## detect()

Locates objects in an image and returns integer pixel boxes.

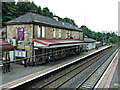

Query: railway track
[29,46,117,89]
[76,46,119,89]
[13,45,119,90]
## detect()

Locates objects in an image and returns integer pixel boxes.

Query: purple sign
[17,28,24,41]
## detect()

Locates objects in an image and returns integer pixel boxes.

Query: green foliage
[63,17,77,26]
[43,7,53,18]
[80,25,118,44]
[2,2,16,26]
[16,1,38,16]
[37,6,43,15]
[2,0,77,27]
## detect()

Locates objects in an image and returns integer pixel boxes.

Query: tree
[2,0,78,28]
[80,25,119,44]
[63,17,77,26]
[43,7,53,18]
[16,1,38,17]
[2,1,16,27]
[37,6,43,15]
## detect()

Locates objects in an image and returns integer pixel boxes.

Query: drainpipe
[6,26,7,40]
[33,23,35,65]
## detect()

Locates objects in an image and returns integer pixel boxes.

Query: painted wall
[88,42,96,50]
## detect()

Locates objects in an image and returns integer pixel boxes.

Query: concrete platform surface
[95,47,120,89]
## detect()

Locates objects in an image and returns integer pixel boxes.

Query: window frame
[59,29,61,38]
[42,26,45,38]
[53,28,56,38]
[37,25,41,38]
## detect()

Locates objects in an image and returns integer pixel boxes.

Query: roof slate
[84,38,96,42]
[5,13,83,32]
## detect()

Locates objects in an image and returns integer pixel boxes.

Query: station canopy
[33,39,87,49]
[84,38,96,43]
[0,40,14,52]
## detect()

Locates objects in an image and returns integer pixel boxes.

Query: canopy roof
[0,40,14,52]
[33,38,87,48]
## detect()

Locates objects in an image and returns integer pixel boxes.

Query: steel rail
[35,46,113,89]
[76,45,119,89]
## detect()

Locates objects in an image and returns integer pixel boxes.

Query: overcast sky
[16,0,119,34]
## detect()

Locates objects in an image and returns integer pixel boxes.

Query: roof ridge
[29,12,35,22]
[5,12,83,32]
[29,12,78,28]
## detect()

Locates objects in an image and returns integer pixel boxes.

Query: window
[42,26,45,38]
[67,30,70,38]
[53,28,56,38]
[59,29,61,38]
[79,32,83,40]
[37,25,41,37]
[69,31,70,37]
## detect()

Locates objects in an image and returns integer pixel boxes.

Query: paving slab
[96,48,120,89]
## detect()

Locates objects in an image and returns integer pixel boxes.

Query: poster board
[17,28,24,41]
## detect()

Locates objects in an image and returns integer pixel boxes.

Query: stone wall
[7,24,33,40]
[62,29,67,39]
[7,23,84,63]
[80,32,83,40]
[34,25,68,39]
[72,30,80,39]
[7,24,33,61]
[45,26,53,39]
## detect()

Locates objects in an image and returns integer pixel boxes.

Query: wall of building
[79,32,83,40]
[45,26,53,38]
[7,23,84,63]
[7,24,33,61]
[7,24,33,42]
[88,42,96,50]
[72,30,80,39]
[33,24,83,40]
[34,25,69,39]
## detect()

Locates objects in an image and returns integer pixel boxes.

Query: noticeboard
[15,49,26,57]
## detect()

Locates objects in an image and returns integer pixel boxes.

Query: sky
[15,0,119,34]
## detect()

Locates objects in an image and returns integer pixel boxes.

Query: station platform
[0,46,111,89]
[95,47,120,89]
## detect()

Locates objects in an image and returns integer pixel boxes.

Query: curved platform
[0,46,111,89]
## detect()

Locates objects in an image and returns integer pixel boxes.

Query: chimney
[53,16,59,21]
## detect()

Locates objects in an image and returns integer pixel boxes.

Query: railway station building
[84,38,96,50]
[5,12,87,64]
